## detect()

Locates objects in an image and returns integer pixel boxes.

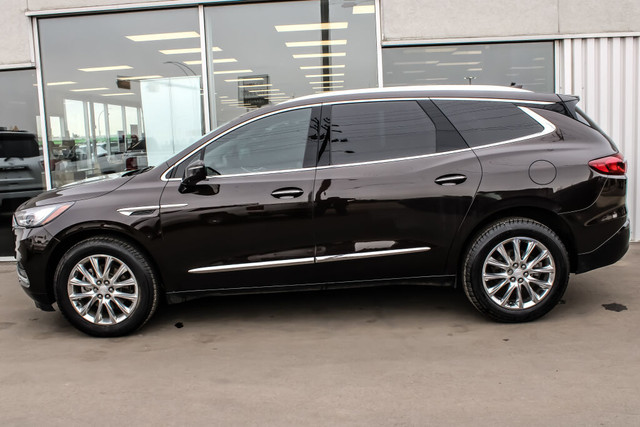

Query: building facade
[1,0,639,257]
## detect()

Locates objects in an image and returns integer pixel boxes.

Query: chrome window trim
[163,96,556,181]
[188,247,432,274]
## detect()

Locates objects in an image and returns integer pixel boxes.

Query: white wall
[382,0,640,41]
[556,36,640,240]
[0,0,32,66]
[382,0,559,41]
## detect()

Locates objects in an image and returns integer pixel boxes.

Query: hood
[21,172,134,209]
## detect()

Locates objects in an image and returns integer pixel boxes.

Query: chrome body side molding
[188,247,431,274]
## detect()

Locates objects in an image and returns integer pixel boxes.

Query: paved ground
[0,246,638,426]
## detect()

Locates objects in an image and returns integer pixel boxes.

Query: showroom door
[157,106,321,293]
[311,99,482,283]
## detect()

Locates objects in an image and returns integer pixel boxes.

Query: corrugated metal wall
[556,36,640,241]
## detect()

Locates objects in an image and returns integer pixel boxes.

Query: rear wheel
[54,237,159,337]
[462,218,569,322]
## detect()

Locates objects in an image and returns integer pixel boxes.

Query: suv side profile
[13,86,629,336]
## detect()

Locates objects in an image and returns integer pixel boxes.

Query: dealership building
[1,0,639,257]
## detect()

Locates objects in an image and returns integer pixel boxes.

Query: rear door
[311,99,482,283]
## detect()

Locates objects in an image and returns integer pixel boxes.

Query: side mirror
[179,160,207,193]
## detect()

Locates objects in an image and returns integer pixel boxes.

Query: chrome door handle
[435,174,467,186]
[271,187,304,199]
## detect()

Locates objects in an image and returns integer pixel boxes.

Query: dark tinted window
[329,101,436,165]
[202,108,311,175]
[434,100,544,147]
[0,133,39,158]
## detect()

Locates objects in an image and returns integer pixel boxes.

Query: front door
[158,106,320,293]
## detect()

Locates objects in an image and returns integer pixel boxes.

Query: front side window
[433,100,544,147]
[203,108,312,175]
[328,101,436,165]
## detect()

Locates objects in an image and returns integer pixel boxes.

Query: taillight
[588,153,627,176]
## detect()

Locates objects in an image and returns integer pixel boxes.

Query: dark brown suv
[13,86,629,336]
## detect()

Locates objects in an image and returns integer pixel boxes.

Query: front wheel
[462,218,570,322]
[54,237,159,337]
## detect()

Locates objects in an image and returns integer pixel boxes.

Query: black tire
[462,218,569,322]
[54,236,159,337]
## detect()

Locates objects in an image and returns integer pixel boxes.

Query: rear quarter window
[433,100,544,147]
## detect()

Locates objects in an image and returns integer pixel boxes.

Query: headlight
[14,202,74,228]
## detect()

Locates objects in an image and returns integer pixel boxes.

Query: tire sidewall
[54,239,157,337]
[466,220,569,321]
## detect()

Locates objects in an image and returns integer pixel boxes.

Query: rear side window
[433,100,544,147]
[0,133,39,158]
[328,101,436,165]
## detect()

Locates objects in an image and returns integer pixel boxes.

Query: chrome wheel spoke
[89,257,103,279]
[102,256,113,279]
[521,241,535,263]
[531,265,554,274]
[94,299,104,323]
[499,283,517,307]
[483,272,509,281]
[527,249,550,269]
[77,264,97,286]
[486,256,510,269]
[113,278,136,289]
[522,281,539,304]
[67,254,139,326]
[487,279,509,296]
[496,244,512,265]
[516,284,524,309]
[112,296,132,315]
[113,290,138,302]
[70,291,95,301]
[79,295,98,316]
[69,277,93,288]
[528,277,552,289]
[482,236,556,310]
[512,238,522,263]
[111,264,127,283]
[104,300,118,324]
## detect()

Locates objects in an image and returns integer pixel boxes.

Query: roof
[276,84,561,108]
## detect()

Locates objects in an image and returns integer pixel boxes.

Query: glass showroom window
[204,0,377,126]
[38,8,204,187]
[0,69,43,256]
[383,42,554,92]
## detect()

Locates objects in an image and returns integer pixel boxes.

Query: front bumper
[576,219,630,273]
[13,224,58,310]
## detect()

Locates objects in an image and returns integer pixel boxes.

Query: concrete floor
[0,246,638,426]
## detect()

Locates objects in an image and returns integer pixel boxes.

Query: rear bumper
[576,219,630,273]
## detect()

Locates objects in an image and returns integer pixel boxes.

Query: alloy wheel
[481,237,556,310]
[67,254,139,325]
